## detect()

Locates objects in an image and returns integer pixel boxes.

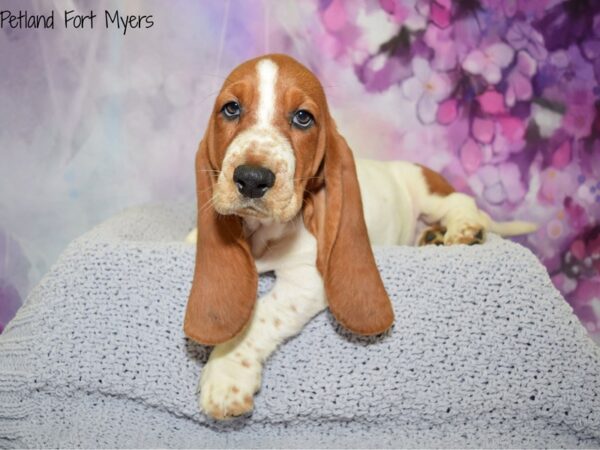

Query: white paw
[199,353,262,420]
[444,220,485,245]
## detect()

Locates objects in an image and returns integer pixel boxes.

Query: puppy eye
[292,110,314,129]
[221,101,241,120]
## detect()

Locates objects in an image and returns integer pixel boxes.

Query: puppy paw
[444,222,485,246]
[185,228,198,244]
[199,354,261,420]
[418,224,446,246]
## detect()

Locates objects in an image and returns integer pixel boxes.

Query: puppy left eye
[292,110,314,129]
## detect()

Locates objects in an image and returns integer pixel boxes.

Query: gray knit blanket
[1,203,599,448]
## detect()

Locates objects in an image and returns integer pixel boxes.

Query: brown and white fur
[183,54,536,420]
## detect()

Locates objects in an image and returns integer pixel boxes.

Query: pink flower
[319,32,344,59]
[379,0,428,30]
[322,0,348,32]
[460,138,482,173]
[477,90,506,114]
[424,24,458,71]
[471,116,525,160]
[357,53,412,93]
[562,88,595,139]
[498,162,527,203]
[436,98,458,124]
[497,116,525,143]
[315,1,362,64]
[505,51,537,107]
[552,140,572,169]
[401,58,452,124]
[452,14,484,61]
[506,21,548,61]
[491,117,526,161]
[462,43,515,84]
[430,1,451,29]
[476,162,526,204]
[472,117,495,144]
[477,165,504,204]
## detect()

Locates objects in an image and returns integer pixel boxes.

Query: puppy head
[184,55,394,346]
[207,54,327,222]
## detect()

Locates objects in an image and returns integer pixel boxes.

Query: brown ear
[183,138,258,345]
[304,124,394,336]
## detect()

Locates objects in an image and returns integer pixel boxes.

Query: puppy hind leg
[418,223,446,246]
[420,193,490,245]
[413,166,489,246]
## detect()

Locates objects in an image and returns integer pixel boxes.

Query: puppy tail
[484,212,538,237]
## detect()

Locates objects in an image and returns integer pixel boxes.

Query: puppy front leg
[199,263,326,419]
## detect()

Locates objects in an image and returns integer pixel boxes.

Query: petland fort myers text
[0,9,154,35]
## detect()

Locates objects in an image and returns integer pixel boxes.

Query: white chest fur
[243,217,291,259]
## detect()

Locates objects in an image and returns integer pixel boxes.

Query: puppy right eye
[221,101,241,120]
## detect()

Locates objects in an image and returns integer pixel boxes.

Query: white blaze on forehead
[256,59,278,127]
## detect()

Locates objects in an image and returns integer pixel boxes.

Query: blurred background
[1,0,599,341]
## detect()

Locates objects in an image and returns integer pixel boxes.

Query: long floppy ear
[304,123,394,336]
[183,138,258,345]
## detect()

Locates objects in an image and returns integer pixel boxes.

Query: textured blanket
[1,203,599,448]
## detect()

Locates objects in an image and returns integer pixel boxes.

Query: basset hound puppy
[184,54,536,419]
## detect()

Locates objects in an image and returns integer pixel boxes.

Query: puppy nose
[233,165,276,199]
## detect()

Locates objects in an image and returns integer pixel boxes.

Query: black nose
[233,165,276,199]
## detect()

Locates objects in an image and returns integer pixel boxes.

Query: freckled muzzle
[213,128,299,222]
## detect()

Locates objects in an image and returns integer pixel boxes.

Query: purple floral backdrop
[312,0,600,340]
[1,0,599,341]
